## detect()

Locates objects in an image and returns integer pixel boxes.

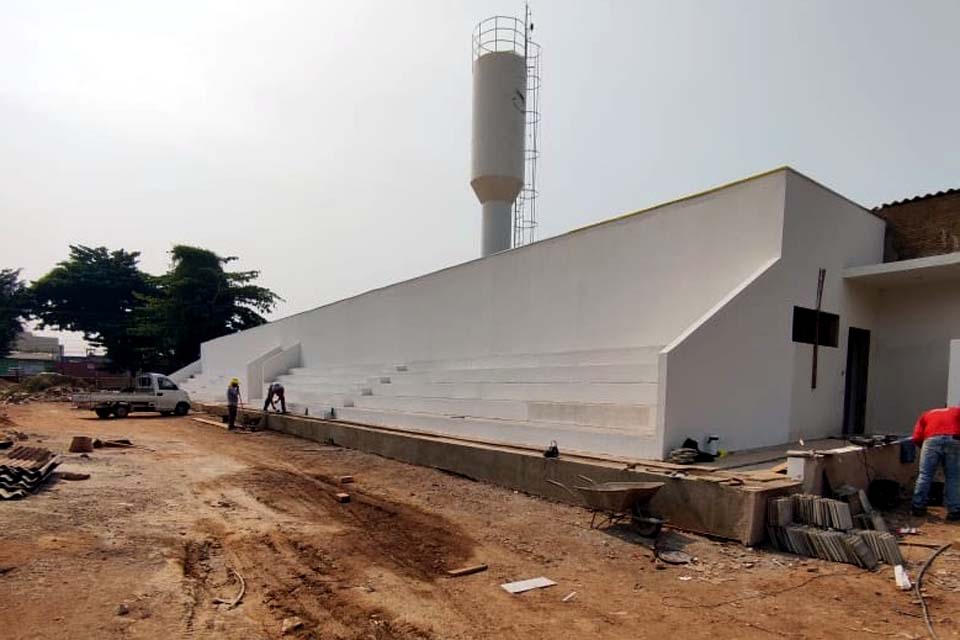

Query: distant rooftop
[874,187,960,211]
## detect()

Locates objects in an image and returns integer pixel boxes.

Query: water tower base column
[481,200,512,256]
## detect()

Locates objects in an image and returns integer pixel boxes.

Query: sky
[1,0,958,355]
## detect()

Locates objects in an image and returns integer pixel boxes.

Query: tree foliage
[0,268,28,358]
[31,246,156,372]
[133,245,280,371]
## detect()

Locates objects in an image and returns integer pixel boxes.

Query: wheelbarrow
[548,476,665,538]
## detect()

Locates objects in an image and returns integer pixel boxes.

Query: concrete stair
[179,372,230,403]
[187,346,664,458]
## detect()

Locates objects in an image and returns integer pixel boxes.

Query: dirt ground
[1,403,959,639]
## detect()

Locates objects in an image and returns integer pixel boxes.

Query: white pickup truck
[73,372,192,419]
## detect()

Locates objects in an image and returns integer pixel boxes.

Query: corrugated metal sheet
[875,187,960,211]
[0,446,59,499]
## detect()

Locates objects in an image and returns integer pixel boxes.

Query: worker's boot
[947,511,960,521]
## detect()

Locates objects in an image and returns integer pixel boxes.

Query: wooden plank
[446,564,488,578]
[191,417,225,428]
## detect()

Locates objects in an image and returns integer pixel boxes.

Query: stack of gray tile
[792,495,854,530]
[856,529,904,565]
[766,493,899,569]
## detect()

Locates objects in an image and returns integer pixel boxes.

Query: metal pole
[811,268,826,389]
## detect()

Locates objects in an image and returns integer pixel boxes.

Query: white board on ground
[501,577,557,594]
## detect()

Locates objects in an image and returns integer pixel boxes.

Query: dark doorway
[843,327,871,435]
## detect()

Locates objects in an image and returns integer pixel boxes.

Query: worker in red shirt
[911,406,960,520]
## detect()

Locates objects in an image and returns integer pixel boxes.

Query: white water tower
[471,13,539,257]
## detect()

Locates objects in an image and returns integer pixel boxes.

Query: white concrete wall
[245,346,282,401]
[949,339,960,407]
[201,170,789,395]
[660,170,886,454]
[866,282,960,431]
[780,172,887,442]
[262,343,302,388]
[169,358,202,384]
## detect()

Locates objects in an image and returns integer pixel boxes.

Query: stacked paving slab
[766,493,904,568]
[181,346,662,458]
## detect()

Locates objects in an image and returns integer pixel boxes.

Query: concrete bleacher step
[334,406,658,458]
[276,389,356,408]
[284,369,390,385]
[369,380,657,405]
[276,378,370,395]
[402,346,663,372]
[288,366,391,377]
[390,362,658,384]
[351,395,653,428]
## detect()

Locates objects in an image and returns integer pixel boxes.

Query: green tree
[134,245,280,371]
[0,269,29,357]
[31,246,156,372]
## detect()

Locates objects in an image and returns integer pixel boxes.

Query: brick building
[874,189,960,262]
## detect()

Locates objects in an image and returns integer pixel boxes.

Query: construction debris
[212,568,246,609]
[915,543,951,640]
[55,471,90,481]
[667,448,699,465]
[501,577,557,594]
[93,438,134,448]
[446,564,488,577]
[191,416,227,428]
[657,550,693,565]
[338,475,354,484]
[894,564,912,590]
[0,446,59,500]
[68,436,94,453]
[0,374,94,405]
[335,492,351,503]
[562,591,577,602]
[281,617,304,635]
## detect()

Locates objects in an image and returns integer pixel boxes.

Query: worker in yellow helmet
[226,377,241,430]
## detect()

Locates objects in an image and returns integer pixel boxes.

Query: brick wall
[875,190,960,262]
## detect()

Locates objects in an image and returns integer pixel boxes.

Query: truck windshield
[158,377,178,390]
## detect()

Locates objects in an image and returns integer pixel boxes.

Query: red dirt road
[1,403,958,639]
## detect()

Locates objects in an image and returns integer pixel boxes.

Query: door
[843,327,871,435]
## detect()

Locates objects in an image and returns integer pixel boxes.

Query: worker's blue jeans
[912,436,960,514]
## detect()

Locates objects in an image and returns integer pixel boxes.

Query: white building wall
[866,281,960,432]
[948,339,960,407]
[660,170,886,455]
[200,171,788,393]
[780,172,887,441]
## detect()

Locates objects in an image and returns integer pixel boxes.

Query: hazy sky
[2,1,958,354]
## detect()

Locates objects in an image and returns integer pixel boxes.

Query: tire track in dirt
[238,467,475,581]
[178,466,478,638]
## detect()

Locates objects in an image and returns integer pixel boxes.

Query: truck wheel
[95,408,112,419]
[114,405,130,419]
[174,402,190,416]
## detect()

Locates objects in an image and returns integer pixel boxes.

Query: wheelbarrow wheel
[631,518,662,538]
[631,504,663,538]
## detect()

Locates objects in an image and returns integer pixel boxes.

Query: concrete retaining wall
[200,403,798,545]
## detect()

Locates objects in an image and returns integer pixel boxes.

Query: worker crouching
[263,381,287,414]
